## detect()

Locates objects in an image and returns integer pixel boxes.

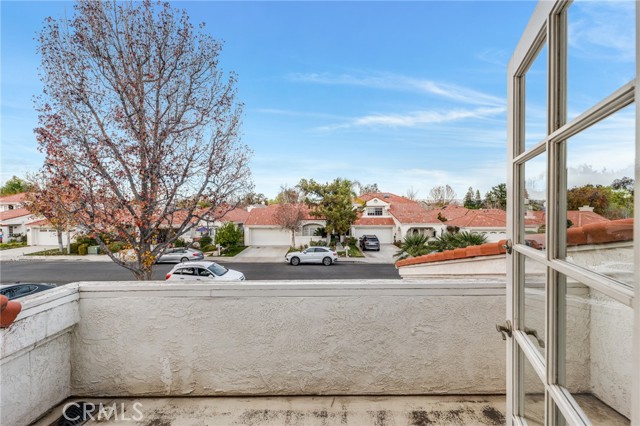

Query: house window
[367,207,383,216]
[302,224,321,236]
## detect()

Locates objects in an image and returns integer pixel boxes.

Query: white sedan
[165,261,245,282]
[285,246,338,266]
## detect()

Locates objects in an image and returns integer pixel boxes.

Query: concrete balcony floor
[31,394,629,426]
[35,396,507,426]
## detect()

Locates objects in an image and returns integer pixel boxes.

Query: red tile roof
[0,193,26,204]
[447,209,506,228]
[396,218,633,268]
[354,217,395,226]
[360,192,450,224]
[245,204,321,226]
[0,207,32,221]
[27,218,50,226]
[212,207,249,223]
[359,192,414,204]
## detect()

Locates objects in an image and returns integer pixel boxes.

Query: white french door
[506,1,638,425]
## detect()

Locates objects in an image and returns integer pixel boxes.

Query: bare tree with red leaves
[274,186,306,248]
[23,172,77,253]
[35,0,252,279]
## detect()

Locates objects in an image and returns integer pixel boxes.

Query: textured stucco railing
[1,280,509,426]
[0,285,80,426]
[71,280,508,397]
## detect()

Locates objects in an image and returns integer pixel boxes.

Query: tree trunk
[290,230,296,248]
[57,225,64,252]
[66,229,71,254]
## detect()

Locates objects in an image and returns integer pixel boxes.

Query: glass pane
[522,349,545,425]
[521,151,547,251]
[560,274,632,424]
[525,43,548,151]
[524,255,546,358]
[563,104,635,287]
[568,1,636,121]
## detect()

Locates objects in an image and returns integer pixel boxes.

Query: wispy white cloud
[568,1,634,62]
[253,108,345,120]
[476,48,509,67]
[314,106,505,131]
[288,72,505,107]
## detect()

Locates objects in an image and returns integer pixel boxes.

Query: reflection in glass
[560,274,632,425]
[522,350,545,425]
[564,104,635,287]
[521,152,547,251]
[524,255,545,358]
[525,44,548,151]
[568,0,636,121]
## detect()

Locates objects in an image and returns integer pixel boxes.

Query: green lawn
[218,245,248,257]
[0,242,27,251]
[25,249,69,256]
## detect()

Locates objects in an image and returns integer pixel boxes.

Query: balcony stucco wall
[70,281,507,397]
[588,289,634,418]
[0,286,79,426]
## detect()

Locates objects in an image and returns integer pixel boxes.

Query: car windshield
[207,263,228,276]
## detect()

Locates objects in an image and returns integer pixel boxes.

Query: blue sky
[1,1,635,200]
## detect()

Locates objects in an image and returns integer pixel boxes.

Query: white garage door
[250,228,291,246]
[36,228,60,245]
[352,227,394,244]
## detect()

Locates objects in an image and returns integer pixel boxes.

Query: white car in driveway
[285,246,338,266]
[165,261,245,282]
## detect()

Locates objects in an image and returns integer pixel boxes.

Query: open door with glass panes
[505,1,639,425]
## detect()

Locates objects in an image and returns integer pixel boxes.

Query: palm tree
[427,231,488,252]
[395,233,430,259]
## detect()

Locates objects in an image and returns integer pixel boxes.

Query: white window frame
[367,207,383,216]
[507,1,639,425]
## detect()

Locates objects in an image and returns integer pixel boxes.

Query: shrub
[20,234,27,243]
[199,235,213,247]
[214,222,243,247]
[427,231,488,252]
[76,234,98,246]
[78,244,88,255]
[108,241,126,253]
[343,237,357,246]
[309,240,327,246]
[201,244,216,252]
[70,243,79,254]
[313,227,327,238]
[174,238,187,247]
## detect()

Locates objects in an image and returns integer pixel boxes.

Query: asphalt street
[0,261,400,285]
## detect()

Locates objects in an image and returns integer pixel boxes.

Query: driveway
[221,246,289,263]
[360,244,398,264]
[0,245,57,262]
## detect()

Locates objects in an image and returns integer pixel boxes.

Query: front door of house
[506,1,638,425]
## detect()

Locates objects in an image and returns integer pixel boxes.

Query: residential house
[354,193,448,243]
[0,193,34,243]
[244,203,325,246]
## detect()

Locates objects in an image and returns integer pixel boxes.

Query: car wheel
[180,257,189,263]
[290,257,300,266]
[322,257,332,266]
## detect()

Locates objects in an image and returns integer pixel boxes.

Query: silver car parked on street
[156,247,204,263]
[285,246,338,266]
